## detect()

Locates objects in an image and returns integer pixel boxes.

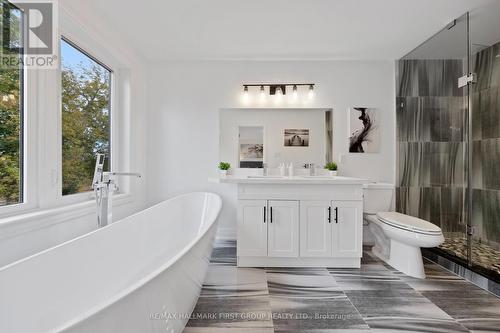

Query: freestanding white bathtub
[0,192,222,333]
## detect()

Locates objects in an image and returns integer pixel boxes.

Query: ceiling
[84,0,497,61]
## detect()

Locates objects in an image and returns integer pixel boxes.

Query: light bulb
[308,84,314,99]
[260,85,266,100]
[275,86,283,102]
[243,85,249,104]
[292,85,298,100]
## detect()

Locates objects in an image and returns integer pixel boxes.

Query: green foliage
[219,162,231,170]
[0,3,111,203]
[62,63,111,195]
[0,2,22,206]
[325,162,338,171]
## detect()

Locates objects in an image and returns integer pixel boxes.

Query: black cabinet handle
[335,207,338,223]
[270,207,273,223]
[328,207,331,223]
[263,206,266,223]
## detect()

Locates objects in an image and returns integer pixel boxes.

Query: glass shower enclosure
[396,5,500,282]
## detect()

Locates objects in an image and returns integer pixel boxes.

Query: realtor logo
[1,0,58,69]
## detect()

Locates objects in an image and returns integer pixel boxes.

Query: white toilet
[363,183,444,279]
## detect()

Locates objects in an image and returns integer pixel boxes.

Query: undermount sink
[247,175,285,179]
[300,175,334,178]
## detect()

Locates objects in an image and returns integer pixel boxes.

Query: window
[0,1,23,206]
[61,38,111,195]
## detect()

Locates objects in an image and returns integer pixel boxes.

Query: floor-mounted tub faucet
[92,154,141,228]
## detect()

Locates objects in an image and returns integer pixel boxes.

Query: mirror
[239,126,264,168]
[220,108,333,169]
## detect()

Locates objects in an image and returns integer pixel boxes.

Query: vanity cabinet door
[237,200,268,256]
[331,201,363,257]
[268,200,299,257]
[299,201,332,257]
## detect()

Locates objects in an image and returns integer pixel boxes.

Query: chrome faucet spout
[106,172,142,178]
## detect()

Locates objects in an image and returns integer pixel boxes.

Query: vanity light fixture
[242,83,315,98]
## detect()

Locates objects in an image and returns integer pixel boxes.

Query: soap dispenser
[279,163,286,176]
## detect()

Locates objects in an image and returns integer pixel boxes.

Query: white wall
[0,2,148,267]
[220,108,327,168]
[146,60,396,238]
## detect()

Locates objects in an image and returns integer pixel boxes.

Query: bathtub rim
[1,192,222,333]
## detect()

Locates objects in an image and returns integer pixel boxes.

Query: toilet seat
[376,212,442,235]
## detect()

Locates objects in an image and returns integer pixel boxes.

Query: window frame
[59,36,113,199]
[0,5,132,218]
[0,2,38,215]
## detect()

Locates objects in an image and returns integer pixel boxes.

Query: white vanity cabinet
[267,200,300,257]
[300,201,332,257]
[237,200,268,256]
[331,200,363,257]
[233,181,365,268]
[237,199,300,257]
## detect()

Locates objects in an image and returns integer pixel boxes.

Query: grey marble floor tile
[347,294,453,319]
[210,240,237,265]
[269,296,369,331]
[201,265,268,297]
[364,317,469,333]
[186,242,498,332]
[186,295,273,328]
[267,268,343,298]
[457,317,500,333]
[267,268,368,331]
[328,267,412,292]
[422,290,500,320]
[184,328,274,333]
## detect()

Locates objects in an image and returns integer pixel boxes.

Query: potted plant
[218,162,231,177]
[325,162,338,177]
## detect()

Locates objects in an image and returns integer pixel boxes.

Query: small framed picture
[284,129,309,147]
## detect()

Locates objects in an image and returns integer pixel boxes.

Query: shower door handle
[270,207,273,223]
[263,206,266,223]
[335,207,338,223]
[328,207,331,223]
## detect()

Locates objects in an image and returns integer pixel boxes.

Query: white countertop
[209,175,369,185]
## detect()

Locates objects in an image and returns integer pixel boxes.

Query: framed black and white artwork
[349,107,380,153]
[284,129,309,147]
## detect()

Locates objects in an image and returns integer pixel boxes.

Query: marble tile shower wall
[471,41,500,247]
[396,59,467,234]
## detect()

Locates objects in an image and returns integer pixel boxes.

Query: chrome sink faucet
[303,163,316,176]
[262,163,268,176]
[92,154,141,228]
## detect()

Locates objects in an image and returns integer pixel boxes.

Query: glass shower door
[469,6,500,277]
[396,13,470,262]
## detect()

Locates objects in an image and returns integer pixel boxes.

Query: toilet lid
[376,212,442,234]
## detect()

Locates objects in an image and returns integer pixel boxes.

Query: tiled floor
[184,241,500,333]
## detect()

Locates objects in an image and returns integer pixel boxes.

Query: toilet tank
[363,183,395,214]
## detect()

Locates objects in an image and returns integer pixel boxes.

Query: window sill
[0,193,134,241]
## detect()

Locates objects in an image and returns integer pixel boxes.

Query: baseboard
[237,256,361,268]
[216,227,236,240]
